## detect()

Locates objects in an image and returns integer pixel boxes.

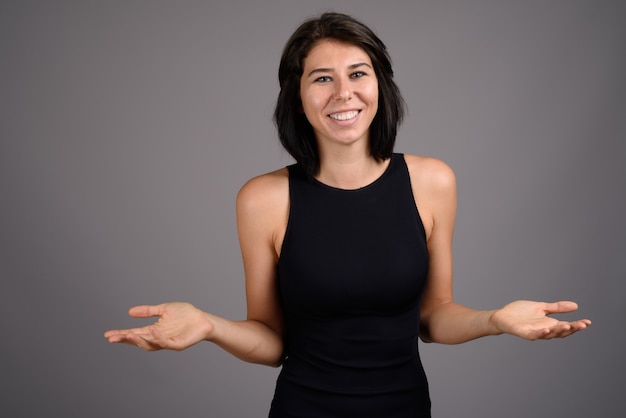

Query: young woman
[105,12,590,417]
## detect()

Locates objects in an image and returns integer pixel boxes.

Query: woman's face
[299,39,379,150]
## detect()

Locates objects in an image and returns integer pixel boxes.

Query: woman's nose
[333,78,352,101]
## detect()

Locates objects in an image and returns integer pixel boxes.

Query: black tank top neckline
[309,156,394,192]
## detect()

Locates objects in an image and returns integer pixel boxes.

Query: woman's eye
[351,71,365,78]
[315,76,332,83]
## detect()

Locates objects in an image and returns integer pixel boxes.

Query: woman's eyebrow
[307,62,372,78]
[307,67,333,78]
[348,62,372,70]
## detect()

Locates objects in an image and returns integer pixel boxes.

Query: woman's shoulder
[237,167,289,214]
[402,153,456,192]
[401,154,457,238]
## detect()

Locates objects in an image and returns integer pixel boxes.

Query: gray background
[1,1,624,417]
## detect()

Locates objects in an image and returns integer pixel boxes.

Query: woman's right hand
[104,302,214,351]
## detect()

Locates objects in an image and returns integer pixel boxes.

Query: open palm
[491,300,591,340]
[104,302,213,351]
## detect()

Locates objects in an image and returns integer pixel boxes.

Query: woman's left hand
[490,300,591,340]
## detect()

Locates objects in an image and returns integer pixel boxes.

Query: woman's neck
[315,148,390,190]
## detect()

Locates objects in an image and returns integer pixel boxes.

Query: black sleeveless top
[270,153,431,417]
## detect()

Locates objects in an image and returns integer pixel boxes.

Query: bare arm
[104,302,283,366]
[232,169,289,364]
[104,169,289,367]
[405,155,590,344]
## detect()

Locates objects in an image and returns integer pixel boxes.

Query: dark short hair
[274,12,406,176]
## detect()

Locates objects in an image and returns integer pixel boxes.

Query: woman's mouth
[328,110,360,121]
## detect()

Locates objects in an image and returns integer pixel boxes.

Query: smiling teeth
[329,111,359,121]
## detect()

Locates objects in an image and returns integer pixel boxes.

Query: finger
[104,325,155,338]
[104,329,145,338]
[105,330,146,343]
[119,329,166,350]
[552,327,578,339]
[125,331,161,351]
[104,329,139,339]
[554,322,573,334]
[544,301,579,315]
[524,327,550,340]
[104,329,122,338]
[570,319,591,330]
[541,320,589,339]
[107,333,137,344]
[128,304,165,318]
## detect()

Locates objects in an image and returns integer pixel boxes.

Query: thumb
[128,304,165,318]
[544,301,579,315]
